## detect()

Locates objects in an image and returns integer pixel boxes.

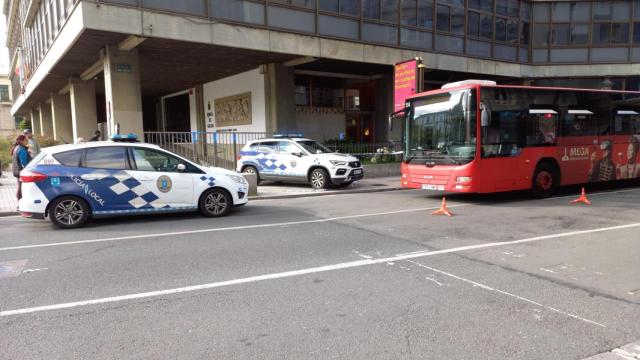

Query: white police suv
[236,136,364,189]
[18,135,249,229]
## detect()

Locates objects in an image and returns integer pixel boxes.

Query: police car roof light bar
[111,133,139,142]
[272,132,304,138]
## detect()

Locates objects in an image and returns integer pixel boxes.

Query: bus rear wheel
[531,163,559,198]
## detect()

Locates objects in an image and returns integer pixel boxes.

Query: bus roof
[406,83,640,101]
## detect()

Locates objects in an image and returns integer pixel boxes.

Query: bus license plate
[422,184,444,191]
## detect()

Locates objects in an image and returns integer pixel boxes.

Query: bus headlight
[456,176,472,183]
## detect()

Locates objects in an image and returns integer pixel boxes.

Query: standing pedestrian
[23,129,40,158]
[89,130,101,142]
[11,134,32,204]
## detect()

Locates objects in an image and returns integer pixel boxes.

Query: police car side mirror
[177,163,186,172]
[292,151,303,157]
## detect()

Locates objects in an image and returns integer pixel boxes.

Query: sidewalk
[0,173,18,215]
[252,176,403,200]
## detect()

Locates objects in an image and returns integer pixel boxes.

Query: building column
[103,46,143,136]
[70,78,98,142]
[51,93,73,143]
[30,108,41,134]
[264,63,296,133]
[38,102,53,137]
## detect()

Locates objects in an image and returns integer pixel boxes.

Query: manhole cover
[0,260,28,279]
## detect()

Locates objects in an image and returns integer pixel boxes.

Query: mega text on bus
[397,80,640,196]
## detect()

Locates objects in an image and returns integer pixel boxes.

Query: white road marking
[22,268,48,273]
[407,260,605,328]
[2,221,638,317]
[0,205,470,252]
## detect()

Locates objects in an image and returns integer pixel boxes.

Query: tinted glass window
[533,24,549,46]
[496,18,507,41]
[85,147,128,169]
[552,24,570,46]
[133,148,182,172]
[634,23,640,44]
[401,0,417,26]
[469,0,492,12]
[436,5,449,32]
[257,142,278,154]
[278,141,303,154]
[417,0,433,28]
[593,23,611,44]
[571,24,589,45]
[53,150,82,167]
[615,111,640,135]
[612,23,630,43]
[319,0,338,12]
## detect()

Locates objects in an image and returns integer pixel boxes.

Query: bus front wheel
[531,163,559,198]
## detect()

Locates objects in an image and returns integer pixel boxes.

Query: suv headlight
[330,160,347,166]
[226,174,247,184]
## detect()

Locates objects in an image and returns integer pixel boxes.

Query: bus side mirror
[481,102,491,127]
[388,114,393,132]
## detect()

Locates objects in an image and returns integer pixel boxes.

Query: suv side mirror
[177,163,186,172]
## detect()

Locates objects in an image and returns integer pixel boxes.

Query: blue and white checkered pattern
[254,153,287,171]
[200,175,216,187]
[91,170,165,209]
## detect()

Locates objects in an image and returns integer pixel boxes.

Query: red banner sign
[394,59,418,112]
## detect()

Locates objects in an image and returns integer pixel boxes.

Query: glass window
[401,0,417,26]
[571,2,590,22]
[496,17,507,41]
[363,0,380,19]
[592,23,611,44]
[571,24,589,45]
[552,3,570,22]
[520,21,529,45]
[468,0,492,12]
[53,150,82,167]
[141,0,206,16]
[257,142,278,154]
[381,0,398,22]
[533,23,549,46]
[496,0,518,18]
[85,147,128,170]
[272,0,315,8]
[468,11,479,37]
[634,22,640,44]
[481,13,494,40]
[636,0,640,20]
[552,24,570,46]
[0,85,9,101]
[132,148,183,172]
[612,1,630,20]
[278,141,303,154]
[341,0,360,15]
[210,0,264,25]
[612,23,630,43]
[451,6,464,34]
[436,4,449,32]
[319,0,339,12]
[296,140,334,154]
[520,2,530,20]
[532,3,549,22]
[614,111,640,135]
[594,2,612,20]
[506,19,518,43]
[417,0,433,28]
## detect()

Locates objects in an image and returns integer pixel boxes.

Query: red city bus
[396,80,640,197]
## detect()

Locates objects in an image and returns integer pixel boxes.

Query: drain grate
[0,260,28,279]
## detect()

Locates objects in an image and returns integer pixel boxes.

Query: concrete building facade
[3,0,640,144]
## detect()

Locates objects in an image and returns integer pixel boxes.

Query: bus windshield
[407,89,477,165]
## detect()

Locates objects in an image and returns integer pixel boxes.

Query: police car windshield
[296,140,333,154]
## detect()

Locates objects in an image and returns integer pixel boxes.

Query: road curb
[249,186,406,201]
[583,340,640,359]
[0,211,18,217]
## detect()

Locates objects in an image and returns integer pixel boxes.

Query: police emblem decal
[156,175,172,193]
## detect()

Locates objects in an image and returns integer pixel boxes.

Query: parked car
[18,134,249,228]
[237,136,364,189]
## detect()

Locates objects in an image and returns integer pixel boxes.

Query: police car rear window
[53,150,82,167]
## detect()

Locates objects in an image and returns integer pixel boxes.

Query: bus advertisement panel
[399,82,640,196]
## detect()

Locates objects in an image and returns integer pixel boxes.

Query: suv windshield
[407,89,477,165]
[296,140,334,154]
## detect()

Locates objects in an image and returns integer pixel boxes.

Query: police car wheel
[48,196,89,229]
[242,166,260,184]
[310,168,330,189]
[199,188,232,217]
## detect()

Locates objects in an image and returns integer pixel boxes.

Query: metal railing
[144,131,270,170]
[143,131,404,169]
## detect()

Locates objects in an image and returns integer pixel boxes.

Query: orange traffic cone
[570,187,591,205]
[432,197,453,216]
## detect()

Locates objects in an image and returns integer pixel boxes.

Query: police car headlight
[330,160,347,166]
[226,174,247,184]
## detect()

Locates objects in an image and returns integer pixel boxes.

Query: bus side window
[614,110,640,135]
[525,112,557,147]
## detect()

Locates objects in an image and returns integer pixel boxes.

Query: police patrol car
[237,136,364,189]
[18,134,249,229]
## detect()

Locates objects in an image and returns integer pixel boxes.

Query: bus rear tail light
[456,176,472,183]
[20,171,48,183]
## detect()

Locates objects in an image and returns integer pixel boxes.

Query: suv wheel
[310,168,330,189]
[48,196,89,229]
[199,188,232,217]
[242,166,260,185]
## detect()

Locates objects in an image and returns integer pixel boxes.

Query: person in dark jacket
[89,130,101,142]
[11,134,32,202]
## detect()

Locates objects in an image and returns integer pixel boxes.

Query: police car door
[255,141,278,180]
[276,141,307,180]
[128,147,195,209]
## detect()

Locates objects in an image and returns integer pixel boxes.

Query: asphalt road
[1,184,639,360]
